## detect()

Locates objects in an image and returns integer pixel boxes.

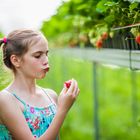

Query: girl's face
[19,38,49,79]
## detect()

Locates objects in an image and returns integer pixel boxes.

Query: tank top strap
[41,88,56,106]
[3,89,26,106]
[11,93,26,106]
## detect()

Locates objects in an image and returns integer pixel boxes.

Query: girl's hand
[57,79,80,114]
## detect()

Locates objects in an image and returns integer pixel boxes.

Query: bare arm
[0,79,79,140]
[0,92,34,140]
[39,79,80,140]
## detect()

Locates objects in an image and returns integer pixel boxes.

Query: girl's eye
[34,55,41,58]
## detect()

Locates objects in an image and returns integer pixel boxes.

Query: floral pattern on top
[0,91,58,140]
[24,103,57,138]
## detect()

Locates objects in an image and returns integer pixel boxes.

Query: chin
[35,72,46,79]
[37,75,46,79]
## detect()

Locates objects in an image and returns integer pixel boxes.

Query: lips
[41,65,50,72]
[44,67,50,72]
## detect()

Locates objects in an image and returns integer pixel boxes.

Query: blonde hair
[0,29,44,71]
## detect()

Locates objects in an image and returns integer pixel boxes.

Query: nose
[43,55,48,66]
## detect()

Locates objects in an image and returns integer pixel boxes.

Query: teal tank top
[0,89,58,140]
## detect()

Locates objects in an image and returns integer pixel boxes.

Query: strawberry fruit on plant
[102,32,108,40]
[96,39,103,49]
[135,35,140,45]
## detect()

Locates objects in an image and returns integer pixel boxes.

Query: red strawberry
[64,80,72,88]
[96,39,103,48]
[102,32,108,40]
[135,35,140,44]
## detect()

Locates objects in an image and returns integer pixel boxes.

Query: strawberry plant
[41,0,140,49]
[96,39,103,49]
[135,35,140,44]
[101,32,108,40]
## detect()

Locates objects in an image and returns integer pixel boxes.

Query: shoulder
[41,87,58,104]
[0,90,13,109]
[0,90,19,112]
[0,90,20,119]
[0,91,34,139]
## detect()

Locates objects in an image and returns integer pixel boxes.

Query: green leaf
[104,15,115,24]
[96,0,109,13]
[104,1,118,7]
[77,3,87,10]
[129,2,139,11]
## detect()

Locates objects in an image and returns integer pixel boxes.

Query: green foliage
[1,53,140,139]
[37,54,140,140]
[41,0,140,48]
[0,32,4,38]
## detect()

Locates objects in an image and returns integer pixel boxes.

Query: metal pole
[93,62,99,140]
[131,71,137,125]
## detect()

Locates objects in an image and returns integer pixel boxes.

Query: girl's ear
[10,55,21,68]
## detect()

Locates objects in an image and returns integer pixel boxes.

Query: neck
[8,73,37,95]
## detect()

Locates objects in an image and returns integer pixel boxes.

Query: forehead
[28,37,48,53]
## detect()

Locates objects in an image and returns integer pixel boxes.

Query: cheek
[31,60,41,69]
[30,61,43,77]
[31,61,38,66]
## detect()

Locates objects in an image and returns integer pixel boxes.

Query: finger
[76,88,80,96]
[73,85,79,97]
[78,88,80,94]
[69,79,79,96]
[71,79,78,94]
[73,79,78,93]
[60,86,67,95]
[67,78,75,93]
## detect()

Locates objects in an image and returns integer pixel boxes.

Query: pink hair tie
[3,37,7,44]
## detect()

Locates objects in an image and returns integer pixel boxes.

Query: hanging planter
[106,31,140,50]
[99,23,140,50]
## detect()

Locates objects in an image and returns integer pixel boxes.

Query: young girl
[0,29,80,140]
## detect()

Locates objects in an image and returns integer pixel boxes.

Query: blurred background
[0,0,140,140]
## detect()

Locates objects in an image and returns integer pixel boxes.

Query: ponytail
[0,29,42,72]
[0,37,7,48]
